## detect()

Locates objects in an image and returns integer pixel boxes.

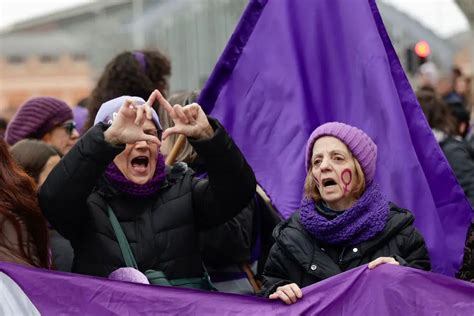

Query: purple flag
[199,0,472,276]
[1,263,473,314]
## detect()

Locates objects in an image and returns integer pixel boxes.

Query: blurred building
[0,0,246,120]
[0,33,93,119]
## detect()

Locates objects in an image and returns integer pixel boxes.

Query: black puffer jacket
[439,135,474,207]
[261,203,430,296]
[39,118,256,279]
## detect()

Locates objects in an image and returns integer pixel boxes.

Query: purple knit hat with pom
[6,97,73,146]
[305,122,377,184]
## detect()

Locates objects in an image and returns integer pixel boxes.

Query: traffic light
[414,40,431,58]
[405,40,431,74]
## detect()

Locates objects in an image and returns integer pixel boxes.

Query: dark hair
[416,90,457,135]
[10,139,61,183]
[0,117,7,139]
[85,50,171,130]
[76,97,89,108]
[0,137,49,268]
[0,117,7,130]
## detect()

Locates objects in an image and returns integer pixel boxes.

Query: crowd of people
[0,48,472,305]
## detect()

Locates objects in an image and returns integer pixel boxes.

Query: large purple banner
[198,0,472,276]
[1,263,473,315]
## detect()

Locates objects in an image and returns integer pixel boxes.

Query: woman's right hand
[269,283,303,304]
[104,90,161,145]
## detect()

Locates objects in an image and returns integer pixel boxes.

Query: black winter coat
[439,136,474,207]
[186,157,255,267]
[261,203,430,296]
[39,118,256,279]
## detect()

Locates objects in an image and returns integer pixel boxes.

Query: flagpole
[165,134,187,166]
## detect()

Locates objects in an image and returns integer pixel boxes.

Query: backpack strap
[107,206,139,269]
[108,205,216,290]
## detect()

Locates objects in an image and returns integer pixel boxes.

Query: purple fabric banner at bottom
[1,263,473,315]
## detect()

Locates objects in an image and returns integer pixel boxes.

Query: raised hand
[104,91,161,145]
[155,90,214,140]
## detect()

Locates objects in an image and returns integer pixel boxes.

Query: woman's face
[42,120,80,155]
[113,119,160,185]
[311,136,359,211]
[38,155,61,186]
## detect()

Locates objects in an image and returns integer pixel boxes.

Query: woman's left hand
[368,257,400,269]
[155,90,214,141]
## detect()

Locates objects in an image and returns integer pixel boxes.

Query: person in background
[261,122,430,304]
[416,62,439,91]
[0,137,49,268]
[84,50,171,131]
[417,90,474,283]
[5,97,79,155]
[10,140,74,272]
[443,94,471,140]
[39,90,256,290]
[417,90,474,207]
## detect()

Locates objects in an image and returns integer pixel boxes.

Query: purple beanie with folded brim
[108,267,150,284]
[305,122,377,184]
[6,97,73,146]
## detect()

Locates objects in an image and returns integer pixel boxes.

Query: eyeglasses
[62,121,77,136]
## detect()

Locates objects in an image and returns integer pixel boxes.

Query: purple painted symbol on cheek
[341,169,352,195]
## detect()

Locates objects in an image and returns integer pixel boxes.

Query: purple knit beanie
[305,122,377,183]
[6,97,73,146]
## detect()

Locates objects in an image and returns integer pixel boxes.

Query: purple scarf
[299,182,389,246]
[104,155,166,197]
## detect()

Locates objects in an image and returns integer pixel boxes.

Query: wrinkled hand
[104,91,160,145]
[368,257,400,269]
[155,90,214,140]
[269,283,303,305]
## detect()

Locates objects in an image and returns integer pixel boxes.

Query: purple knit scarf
[299,182,389,246]
[104,155,166,197]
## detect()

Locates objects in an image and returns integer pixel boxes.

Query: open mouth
[322,178,337,187]
[131,156,149,173]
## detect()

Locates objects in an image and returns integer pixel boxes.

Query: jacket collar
[273,203,414,276]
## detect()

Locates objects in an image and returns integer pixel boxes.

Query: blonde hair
[304,157,366,202]
[159,91,200,163]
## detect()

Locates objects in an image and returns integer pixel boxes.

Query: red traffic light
[414,41,431,58]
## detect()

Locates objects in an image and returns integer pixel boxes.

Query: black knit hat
[6,97,73,146]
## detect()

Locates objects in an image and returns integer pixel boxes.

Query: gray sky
[0,0,93,30]
[382,0,470,37]
[0,0,470,38]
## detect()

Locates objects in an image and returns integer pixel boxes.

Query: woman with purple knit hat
[38,90,256,290]
[261,122,430,304]
[5,97,79,155]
